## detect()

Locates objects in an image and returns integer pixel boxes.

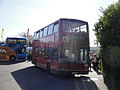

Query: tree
[17,32,33,47]
[93,1,120,90]
[18,32,26,38]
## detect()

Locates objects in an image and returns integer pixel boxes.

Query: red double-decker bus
[32,18,90,76]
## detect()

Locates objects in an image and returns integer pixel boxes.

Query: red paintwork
[32,18,89,74]
[32,32,60,69]
[58,63,88,71]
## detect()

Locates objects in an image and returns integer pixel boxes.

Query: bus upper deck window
[53,23,59,33]
[40,30,43,38]
[62,20,87,33]
[43,27,48,36]
[80,25,87,33]
[36,31,40,39]
[48,24,54,35]
[33,32,36,39]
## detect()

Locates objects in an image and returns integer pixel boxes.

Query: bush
[103,47,120,90]
[93,1,120,90]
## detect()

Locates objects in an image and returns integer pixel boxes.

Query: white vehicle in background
[26,47,32,59]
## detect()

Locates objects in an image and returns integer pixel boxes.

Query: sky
[0,0,118,46]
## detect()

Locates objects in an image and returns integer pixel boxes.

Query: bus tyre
[47,63,50,73]
[10,56,16,61]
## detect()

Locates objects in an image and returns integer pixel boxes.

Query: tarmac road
[0,61,108,90]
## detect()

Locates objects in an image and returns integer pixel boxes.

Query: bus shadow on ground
[0,61,25,65]
[11,66,75,90]
[11,66,98,90]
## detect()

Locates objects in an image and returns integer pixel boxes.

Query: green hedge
[99,47,120,90]
[93,1,120,90]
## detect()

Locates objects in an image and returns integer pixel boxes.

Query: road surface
[0,61,108,90]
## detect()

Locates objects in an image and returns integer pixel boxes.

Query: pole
[1,29,4,42]
[26,28,29,47]
[27,28,30,59]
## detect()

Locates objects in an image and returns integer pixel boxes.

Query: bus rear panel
[32,18,90,76]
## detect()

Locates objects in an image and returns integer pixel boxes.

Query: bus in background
[32,18,90,76]
[0,37,28,61]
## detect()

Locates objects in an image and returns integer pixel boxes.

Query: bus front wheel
[9,56,16,61]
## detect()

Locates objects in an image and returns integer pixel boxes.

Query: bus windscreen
[62,19,87,33]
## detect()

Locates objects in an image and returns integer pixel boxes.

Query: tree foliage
[18,32,32,38]
[94,1,120,48]
[18,32,33,46]
[93,1,120,90]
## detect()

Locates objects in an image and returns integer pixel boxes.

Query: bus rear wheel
[9,56,16,61]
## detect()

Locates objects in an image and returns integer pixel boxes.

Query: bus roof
[6,37,26,40]
[36,18,88,32]
[60,18,88,24]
